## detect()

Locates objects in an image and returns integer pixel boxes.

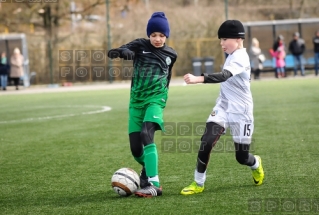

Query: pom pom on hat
[218,20,245,39]
[146,12,170,38]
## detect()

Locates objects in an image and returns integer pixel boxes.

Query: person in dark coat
[288,32,306,76]
[0,51,9,91]
[313,30,319,76]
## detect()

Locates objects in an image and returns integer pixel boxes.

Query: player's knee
[140,122,157,146]
[129,132,143,157]
[130,147,142,158]
[129,138,141,157]
[200,134,214,148]
[235,151,249,165]
[197,131,221,163]
[140,129,153,146]
[200,123,224,149]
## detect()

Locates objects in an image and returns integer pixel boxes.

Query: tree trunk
[299,0,306,18]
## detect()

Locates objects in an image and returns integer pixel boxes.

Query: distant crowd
[249,30,319,79]
[1,30,319,90]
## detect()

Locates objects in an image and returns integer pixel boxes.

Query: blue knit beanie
[146,12,170,38]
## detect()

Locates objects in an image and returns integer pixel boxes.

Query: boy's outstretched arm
[107,39,142,60]
[184,69,232,84]
[202,69,233,83]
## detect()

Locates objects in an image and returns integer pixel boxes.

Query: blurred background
[0,0,319,86]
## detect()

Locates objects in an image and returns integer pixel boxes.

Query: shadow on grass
[0,183,266,211]
[0,189,184,210]
[0,190,123,208]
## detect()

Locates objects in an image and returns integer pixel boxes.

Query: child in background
[250,38,264,80]
[269,42,286,78]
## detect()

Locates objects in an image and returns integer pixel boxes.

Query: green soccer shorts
[128,103,165,134]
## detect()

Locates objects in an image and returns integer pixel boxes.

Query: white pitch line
[82,106,112,115]
[0,106,112,124]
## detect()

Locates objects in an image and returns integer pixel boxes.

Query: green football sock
[144,143,159,186]
[133,151,145,166]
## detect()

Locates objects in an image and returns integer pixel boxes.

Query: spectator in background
[250,38,264,80]
[272,35,285,78]
[269,40,286,78]
[273,35,284,51]
[289,32,305,76]
[10,47,24,90]
[313,30,319,76]
[0,51,9,91]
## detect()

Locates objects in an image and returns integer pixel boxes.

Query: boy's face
[220,38,241,54]
[150,32,166,48]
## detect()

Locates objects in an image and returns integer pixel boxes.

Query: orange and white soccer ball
[111,168,140,196]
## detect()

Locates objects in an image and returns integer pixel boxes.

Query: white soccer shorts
[207,108,254,144]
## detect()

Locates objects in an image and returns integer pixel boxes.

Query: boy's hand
[122,49,134,60]
[184,73,204,84]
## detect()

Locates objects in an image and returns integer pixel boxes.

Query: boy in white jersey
[180,20,264,195]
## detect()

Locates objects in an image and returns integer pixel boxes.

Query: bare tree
[299,0,306,18]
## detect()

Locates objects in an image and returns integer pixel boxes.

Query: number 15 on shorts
[243,124,252,136]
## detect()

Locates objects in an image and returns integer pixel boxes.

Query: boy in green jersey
[108,12,177,197]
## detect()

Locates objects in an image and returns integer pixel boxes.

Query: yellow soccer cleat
[252,155,264,185]
[180,181,204,195]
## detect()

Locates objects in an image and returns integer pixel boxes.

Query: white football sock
[250,156,259,170]
[148,175,159,183]
[194,170,206,186]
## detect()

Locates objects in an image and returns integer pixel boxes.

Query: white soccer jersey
[215,48,253,114]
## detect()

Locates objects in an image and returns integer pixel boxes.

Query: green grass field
[1,78,319,215]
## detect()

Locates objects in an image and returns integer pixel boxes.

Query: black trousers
[253,69,261,79]
[11,77,20,87]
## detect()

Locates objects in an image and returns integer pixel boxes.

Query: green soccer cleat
[252,155,264,185]
[180,181,204,195]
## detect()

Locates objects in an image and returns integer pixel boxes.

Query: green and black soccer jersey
[108,38,177,108]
